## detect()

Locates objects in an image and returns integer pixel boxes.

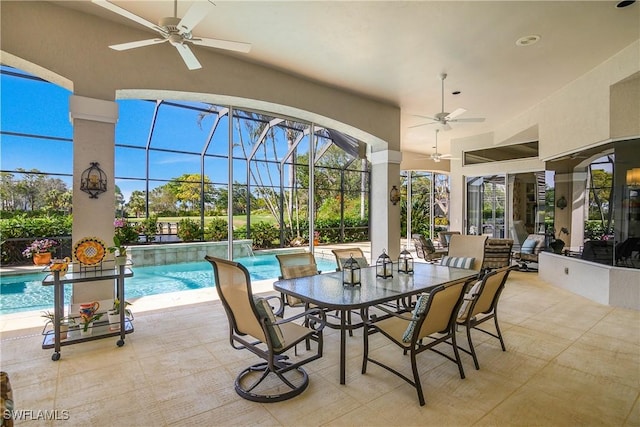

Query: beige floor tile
[1,267,639,427]
[526,362,637,425]
[174,399,283,426]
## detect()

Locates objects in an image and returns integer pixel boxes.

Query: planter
[33,252,52,265]
[107,310,120,331]
[549,240,565,254]
[80,322,94,337]
[313,239,320,246]
[114,255,127,267]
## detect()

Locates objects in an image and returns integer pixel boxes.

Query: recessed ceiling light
[516,35,541,46]
[616,0,635,8]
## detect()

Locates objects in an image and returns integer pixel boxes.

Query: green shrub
[114,218,140,244]
[177,218,203,241]
[205,218,228,241]
[250,222,279,248]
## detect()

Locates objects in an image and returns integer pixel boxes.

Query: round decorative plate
[73,237,106,266]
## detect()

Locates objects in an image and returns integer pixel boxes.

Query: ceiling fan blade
[450,117,486,123]
[408,122,437,129]
[445,108,467,120]
[174,43,202,70]
[178,1,215,34]
[109,38,167,51]
[91,0,159,31]
[412,114,438,121]
[192,37,252,53]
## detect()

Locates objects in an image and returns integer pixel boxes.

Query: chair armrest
[368,302,421,322]
[263,294,284,317]
[272,307,326,332]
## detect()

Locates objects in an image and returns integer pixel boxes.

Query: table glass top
[273,262,477,309]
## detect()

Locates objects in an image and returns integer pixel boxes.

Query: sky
[0,65,318,202]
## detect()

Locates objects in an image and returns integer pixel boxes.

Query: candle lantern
[342,254,361,286]
[398,246,414,274]
[80,162,107,199]
[376,249,393,278]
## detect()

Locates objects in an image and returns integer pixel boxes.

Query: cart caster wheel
[117,339,125,347]
[52,352,60,361]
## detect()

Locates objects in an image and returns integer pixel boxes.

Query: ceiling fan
[92,0,251,70]
[429,129,454,162]
[410,73,485,131]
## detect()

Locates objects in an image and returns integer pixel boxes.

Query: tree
[127,190,147,218]
[164,174,213,211]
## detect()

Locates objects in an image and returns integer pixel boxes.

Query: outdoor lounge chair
[205,255,326,402]
[456,265,515,370]
[512,234,546,271]
[412,233,447,262]
[361,278,468,406]
[438,231,461,249]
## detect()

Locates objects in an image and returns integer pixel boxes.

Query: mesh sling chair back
[445,234,488,273]
[361,278,468,406]
[205,255,326,402]
[276,252,320,308]
[331,247,368,271]
[456,265,516,370]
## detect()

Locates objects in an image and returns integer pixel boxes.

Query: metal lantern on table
[342,254,361,286]
[376,249,393,278]
[398,246,414,274]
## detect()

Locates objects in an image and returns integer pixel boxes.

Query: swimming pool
[0,254,337,315]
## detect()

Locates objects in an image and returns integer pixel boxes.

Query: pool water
[0,254,337,315]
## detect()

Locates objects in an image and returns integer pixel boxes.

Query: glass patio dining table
[273,262,478,384]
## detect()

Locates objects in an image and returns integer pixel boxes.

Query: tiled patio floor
[1,255,639,426]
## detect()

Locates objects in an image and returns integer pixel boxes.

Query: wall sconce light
[390,185,400,205]
[80,162,107,199]
[556,196,567,210]
[626,168,640,186]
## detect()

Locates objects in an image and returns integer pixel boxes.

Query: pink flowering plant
[113,218,139,245]
[22,239,59,258]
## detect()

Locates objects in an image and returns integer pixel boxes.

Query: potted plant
[108,235,127,266]
[22,239,59,265]
[107,298,132,331]
[313,231,320,246]
[549,227,569,254]
[79,311,103,337]
[41,311,75,341]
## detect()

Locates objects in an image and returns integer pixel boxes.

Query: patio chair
[276,252,320,309]
[205,255,326,402]
[445,234,487,273]
[512,234,546,271]
[331,247,368,271]
[456,265,515,370]
[412,233,447,262]
[481,238,514,272]
[438,231,461,249]
[361,278,468,406]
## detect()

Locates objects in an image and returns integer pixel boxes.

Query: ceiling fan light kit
[92,0,251,70]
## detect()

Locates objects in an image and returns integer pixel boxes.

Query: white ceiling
[58,1,640,157]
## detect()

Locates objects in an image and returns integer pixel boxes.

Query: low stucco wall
[539,252,640,310]
[128,240,255,267]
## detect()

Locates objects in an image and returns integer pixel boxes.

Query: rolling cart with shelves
[41,263,134,361]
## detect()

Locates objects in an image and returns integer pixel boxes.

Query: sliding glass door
[466,175,506,238]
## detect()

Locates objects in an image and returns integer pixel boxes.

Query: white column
[555,171,587,251]
[370,149,402,260]
[69,95,119,305]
